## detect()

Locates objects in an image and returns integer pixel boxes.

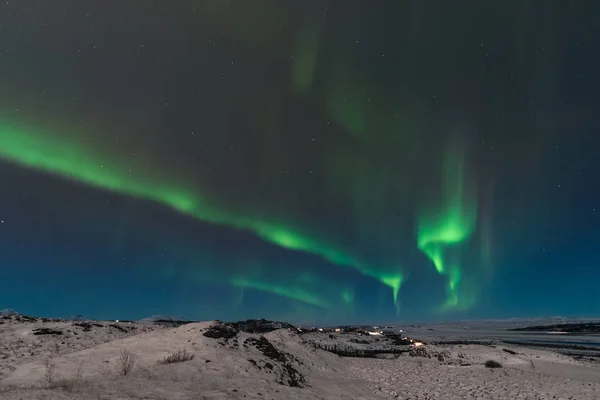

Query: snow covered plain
[1,313,599,399]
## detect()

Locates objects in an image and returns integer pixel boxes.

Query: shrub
[118,348,138,375]
[484,360,502,368]
[43,356,56,383]
[158,349,195,364]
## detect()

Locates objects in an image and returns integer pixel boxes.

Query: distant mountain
[508,322,600,334]
[0,308,21,316]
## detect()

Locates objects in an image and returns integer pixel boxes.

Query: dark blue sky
[1,1,599,323]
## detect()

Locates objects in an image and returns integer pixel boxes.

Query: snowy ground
[349,344,600,399]
[1,314,599,399]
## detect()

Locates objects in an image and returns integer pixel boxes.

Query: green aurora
[417,144,478,310]
[0,0,596,325]
[0,20,487,315]
[0,119,406,309]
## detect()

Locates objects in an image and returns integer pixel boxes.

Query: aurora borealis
[1,1,599,323]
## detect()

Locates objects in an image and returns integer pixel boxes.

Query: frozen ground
[1,313,599,399]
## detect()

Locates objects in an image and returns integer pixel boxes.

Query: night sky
[1,1,599,324]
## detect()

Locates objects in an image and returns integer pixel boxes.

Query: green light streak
[0,120,404,305]
[229,270,354,309]
[417,144,477,310]
[232,278,328,309]
[230,277,354,310]
[380,274,403,304]
[0,122,343,262]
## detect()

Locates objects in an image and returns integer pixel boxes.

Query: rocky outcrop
[409,346,451,362]
[233,319,296,334]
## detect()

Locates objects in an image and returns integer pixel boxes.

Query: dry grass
[158,349,195,365]
[46,376,85,392]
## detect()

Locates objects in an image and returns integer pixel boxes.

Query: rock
[233,319,296,334]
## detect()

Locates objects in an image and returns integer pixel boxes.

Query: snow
[1,314,599,399]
